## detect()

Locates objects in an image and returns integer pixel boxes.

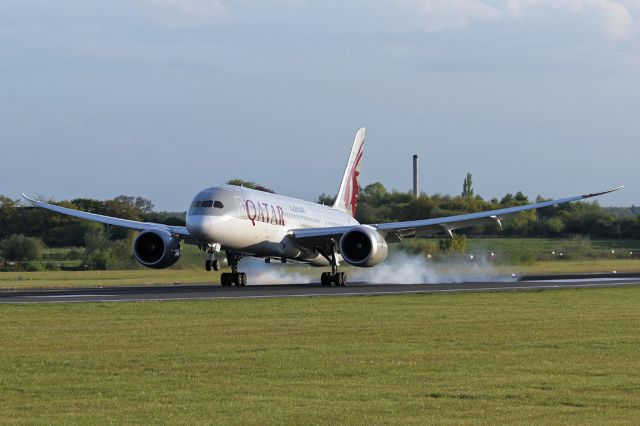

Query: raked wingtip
[583,185,624,199]
[21,193,37,206]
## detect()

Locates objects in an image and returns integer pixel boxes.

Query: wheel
[321,272,331,286]
[205,260,211,271]
[212,259,219,271]
[221,273,232,287]
[239,273,247,286]
[340,272,347,287]
[335,272,346,287]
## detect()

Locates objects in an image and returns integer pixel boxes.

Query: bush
[84,250,112,270]
[25,261,46,272]
[438,235,467,253]
[0,234,45,261]
[45,262,60,271]
[82,229,136,270]
[66,249,82,260]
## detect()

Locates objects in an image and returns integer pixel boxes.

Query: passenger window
[213,201,224,209]
[201,200,213,208]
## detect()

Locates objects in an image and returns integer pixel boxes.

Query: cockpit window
[192,199,223,209]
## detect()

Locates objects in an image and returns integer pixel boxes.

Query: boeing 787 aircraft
[23,128,621,287]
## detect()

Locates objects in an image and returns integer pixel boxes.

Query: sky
[1,0,639,210]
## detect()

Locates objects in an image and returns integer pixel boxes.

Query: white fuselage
[185,185,359,266]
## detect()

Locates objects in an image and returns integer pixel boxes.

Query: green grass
[498,258,640,275]
[1,288,639,424]
[465,237,638,251]
[465,237,640,259]
[0,269,220,289]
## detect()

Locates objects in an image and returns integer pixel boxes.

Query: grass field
[465,237,640,254]
[1,287,639,424]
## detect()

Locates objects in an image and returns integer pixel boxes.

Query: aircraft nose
[186,215,212,241]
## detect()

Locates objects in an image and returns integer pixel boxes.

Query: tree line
[1,177,638,260]
[0,195,183,248]
[318,181,640,239]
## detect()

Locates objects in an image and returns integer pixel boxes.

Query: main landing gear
[321,271,346,287]
[220,251,246,287]
[318,246,347,287]
[203,246,246,286]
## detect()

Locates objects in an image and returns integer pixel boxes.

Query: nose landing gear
[205,259,219,272]
[204,244,220,272]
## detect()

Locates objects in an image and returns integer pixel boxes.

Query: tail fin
[333,128,365,217]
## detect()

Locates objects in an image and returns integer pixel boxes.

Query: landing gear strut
[220,251,247,287]
[318,245,346,287]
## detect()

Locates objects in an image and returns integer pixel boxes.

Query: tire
[336,272,346,287]
[321,272,330,286]
[212,259,219,271]
[220,273,230,286]
[239,273,247,286]
[205,260,211,272]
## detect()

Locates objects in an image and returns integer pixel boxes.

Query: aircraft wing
[21,194,190,237]
[289,226,355,249]
[290,186,622,248]
[374,186,622,240]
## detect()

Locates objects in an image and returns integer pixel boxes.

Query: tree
[0,196,18,240]
[545,217,566,236]
[226,179,275,194]
[462,173,474,199]
[316,193,336,205]
[362,182,388,204]
[0,234,44,261]
[82,228,135,270]
[399,196,435,221]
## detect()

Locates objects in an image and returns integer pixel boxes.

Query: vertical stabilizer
[333,128,365,217]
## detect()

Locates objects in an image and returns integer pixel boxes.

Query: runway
[1,274,639,304]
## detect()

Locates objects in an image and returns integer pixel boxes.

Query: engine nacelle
[339,226,388,267]
[133,229,181,269]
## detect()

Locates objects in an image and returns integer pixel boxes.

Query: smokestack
[412,154,419,197]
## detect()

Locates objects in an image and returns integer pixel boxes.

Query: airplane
[23,128,622,287]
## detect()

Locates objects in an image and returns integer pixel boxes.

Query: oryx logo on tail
[333,128,365,217]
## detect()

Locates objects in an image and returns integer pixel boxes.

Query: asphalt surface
[1,275,639,304]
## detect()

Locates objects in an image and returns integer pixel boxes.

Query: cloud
[507,0,635,40]
[141,0,228,27]
[585,0,634,40]
[401,0,636,39]
[400,0,503,31]
[507,0,635,39]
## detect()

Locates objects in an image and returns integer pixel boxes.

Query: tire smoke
[242,258,314,285]
[350,251,512,284]
[241,251,514,285]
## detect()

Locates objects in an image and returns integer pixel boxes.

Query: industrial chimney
[412,154,419,197]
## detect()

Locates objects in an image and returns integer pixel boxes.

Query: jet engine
[339,226,388,267]
[133,229,181,269]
